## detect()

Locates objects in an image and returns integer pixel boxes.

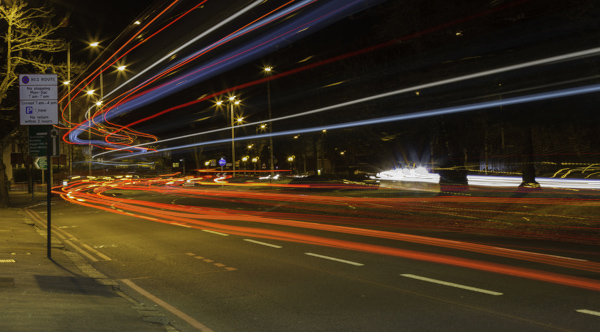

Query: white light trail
[108,82,600,160]
[95,46,600,158]
[104,0,265,101]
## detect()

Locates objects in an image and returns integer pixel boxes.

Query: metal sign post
[46,125,52,259]
[20,73,58,259]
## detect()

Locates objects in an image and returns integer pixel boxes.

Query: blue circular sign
[21,76,29,84]
[218,158,226,167]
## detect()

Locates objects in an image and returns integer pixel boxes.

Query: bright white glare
[375,168,600,190]
[259,174,280,180]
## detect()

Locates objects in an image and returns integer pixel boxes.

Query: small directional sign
[29,126,59,157]
[34,157,48,170]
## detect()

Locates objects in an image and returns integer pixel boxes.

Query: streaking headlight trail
[109,82,600,159]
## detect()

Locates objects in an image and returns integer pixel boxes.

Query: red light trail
[55,179,600,292]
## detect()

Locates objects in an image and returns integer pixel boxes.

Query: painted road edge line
[121,279,214,332]
[305,253,364,266]
[244,239,282,248]
[576,309,600,317]
[401,274,503,296]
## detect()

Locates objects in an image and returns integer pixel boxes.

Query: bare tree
[0,0,70,207]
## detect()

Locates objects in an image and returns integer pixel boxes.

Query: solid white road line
[202,230,229,236]
[121,279,214,332]
[576,309,600,317]
[244,239,282,248]
[305,253,364,266]
[400,274,503,296]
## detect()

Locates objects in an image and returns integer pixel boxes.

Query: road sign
[218,158,226,167]
[19,85,57,100]
[19,74,58,125]
[34,157,48,170]
[20,74,58,86]
[20,100,58,125]
[29,126,59,157]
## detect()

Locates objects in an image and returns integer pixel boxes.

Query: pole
[231,103,236,177]
[46,125,52,259]
[267,79,274,180]
[68,43,72,177]
[88,113,91,176]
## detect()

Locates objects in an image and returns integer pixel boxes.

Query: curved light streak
[57,181,600,292]
[95,45,600,158]
[80,0,534,157]
[109,83,600,159]
[71,0,387,148]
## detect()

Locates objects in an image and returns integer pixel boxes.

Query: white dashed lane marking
[576,309,600,317]
[401,274,503,296]
[202,230,229,236]
[244,239,282,248]
[305,253,364,266]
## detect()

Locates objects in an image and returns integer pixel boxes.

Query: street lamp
[66,42,72,176]
[264,67,274,178]
[288,155,295,175]
[216,96,241,176]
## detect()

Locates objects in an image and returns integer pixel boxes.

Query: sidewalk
[0,191,171,332]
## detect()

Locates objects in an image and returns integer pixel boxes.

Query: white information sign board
[19,74,59,125]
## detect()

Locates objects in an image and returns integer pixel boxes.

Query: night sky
[45,0,600,175]
[48,0,152,57]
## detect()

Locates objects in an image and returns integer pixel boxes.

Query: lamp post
[85,89,95,176]
[88,42,102,176]
[264,67,274,178]
[288,155,295,175]
[87,41,126,177]
[66,42,72,177]
[216,97,240,177]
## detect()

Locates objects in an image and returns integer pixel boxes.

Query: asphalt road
[29,186,600,332]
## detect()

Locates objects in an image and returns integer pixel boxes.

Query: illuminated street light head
[215,100,223,106]
[95,100,102,106]
[63,81,70,85]
[236,117,243,123]
[117,65,126,71]
[234,100,240,105]
[264,66,272,72]
[260,124,266,129]
[89,42,99,47]
[87,90,95,95]
[229,96,236,101]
